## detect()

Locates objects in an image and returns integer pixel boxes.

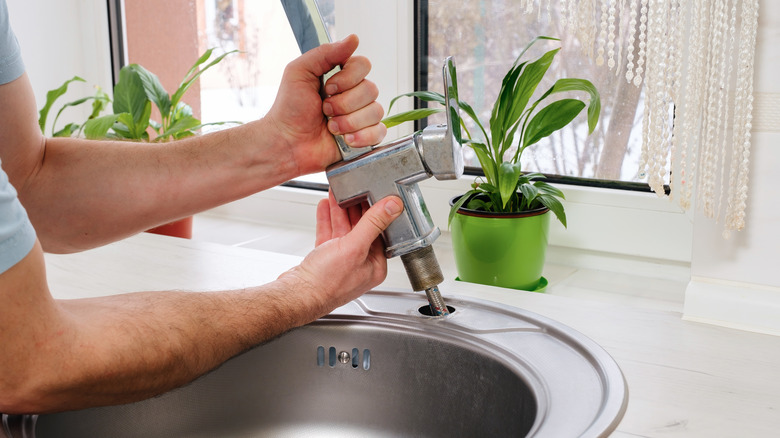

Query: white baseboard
[683,277,780,336]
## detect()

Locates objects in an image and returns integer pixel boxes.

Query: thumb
[343,196,403,250]
[300,34,359,77]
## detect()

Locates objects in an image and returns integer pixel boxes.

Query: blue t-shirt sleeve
[0,0,24,85]
[0,1,34,272]
[0,162,36,273]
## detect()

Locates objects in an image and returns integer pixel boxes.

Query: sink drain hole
[328,346,337,367]
[316,346,325,366]
[418,305,456,316]
[351,348,359,368]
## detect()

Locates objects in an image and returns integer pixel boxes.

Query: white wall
[6,0,112,129]
[683,0,780,335]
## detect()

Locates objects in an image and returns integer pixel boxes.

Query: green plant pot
[450,196,551,292]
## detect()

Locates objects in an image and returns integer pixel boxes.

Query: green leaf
[537,194,567,228]
[490,60,525,151]
[171,49,239,112]
[51,95,103,136]
[447,189,479,228]
[523,98,585,147]
[114,110,152,141]
[131,64,172,122]
[387,91,445,113]
[534,180,565,199]
[113,65,150,128]
[89,87,111,119]
[381,108,442,128]
[469,142,496,186]
[503,48,559,139]
[537,78,601,133]
[476,182,497,193]
[52,123,79,138]
[155,115,201,141]
[38,76,85,134]
[467,198,492,213]
[83,114,121,140]
[458,99,488,143]
[520,183,539,206]
[498,161,523,208]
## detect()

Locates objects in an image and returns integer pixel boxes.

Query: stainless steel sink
[4,291,627,437]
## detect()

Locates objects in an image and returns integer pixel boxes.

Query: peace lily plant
[383,36,601,228]
[383,36,600,291]
[38,48,238,141]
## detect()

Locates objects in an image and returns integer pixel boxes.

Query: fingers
[342,196,403,251]
[299,34,360,78]
[326,102,386,146]
[323,78,379,120]
[323,55,372,96]
[314,198,332,247]
[322,56,386,148]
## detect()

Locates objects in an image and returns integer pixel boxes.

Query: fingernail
[344,133,355,144]
[385,198,402,216]
[328,119,340,134]
[323,102,333,116]
[325,84,338,95]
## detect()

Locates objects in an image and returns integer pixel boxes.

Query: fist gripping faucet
[282,0,464,315]
[327,59,463,316]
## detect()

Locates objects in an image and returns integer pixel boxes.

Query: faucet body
[326,124,460,258]
[326,57,462,316]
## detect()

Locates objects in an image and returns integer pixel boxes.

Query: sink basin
[3,291,627,437]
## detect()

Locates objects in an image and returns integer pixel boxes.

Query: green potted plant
[38,49,238,238]
[383,36,600,291]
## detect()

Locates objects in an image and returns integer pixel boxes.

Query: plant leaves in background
[38,76,85,134]
[382,108,442,128]
[131,64,172,121]
[537,194,566,228]
[113,66,150,129]
[523,98,585,147]
[83,114,121,140]
[498,162,523,209]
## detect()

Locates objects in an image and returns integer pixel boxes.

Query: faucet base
[400,246,444,291]
[400,246,450,316]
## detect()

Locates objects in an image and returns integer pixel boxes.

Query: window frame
[106,0,692,264]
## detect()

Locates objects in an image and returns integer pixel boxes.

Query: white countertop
[44,233,780,437]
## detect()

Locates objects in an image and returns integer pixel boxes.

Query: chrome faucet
[327,58,463,316]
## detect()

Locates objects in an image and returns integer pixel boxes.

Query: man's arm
[0,194,403,415]
[0,35,385,253]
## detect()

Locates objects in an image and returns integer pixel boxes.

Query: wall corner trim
[683,276,780,337]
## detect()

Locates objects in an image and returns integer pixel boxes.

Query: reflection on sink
[7,291,627,437]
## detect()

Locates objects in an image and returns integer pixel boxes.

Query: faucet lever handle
[417,57,464,180]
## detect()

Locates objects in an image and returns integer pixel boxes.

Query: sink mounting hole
[418,305,456,316]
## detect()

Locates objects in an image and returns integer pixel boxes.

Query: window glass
[423,0,653,184]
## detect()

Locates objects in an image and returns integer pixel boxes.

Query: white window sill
[195,180,692,314]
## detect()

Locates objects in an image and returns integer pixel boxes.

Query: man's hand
[277,192,403,314]
[264,34,387,176]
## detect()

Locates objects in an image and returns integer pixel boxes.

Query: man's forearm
[19,119,295,253]
[0,247,324,414]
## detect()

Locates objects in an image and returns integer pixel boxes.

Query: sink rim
[337,290,629,438]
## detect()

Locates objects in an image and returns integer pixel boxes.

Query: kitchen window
[114,0,690,262]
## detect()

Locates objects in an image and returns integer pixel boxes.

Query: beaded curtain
[524,0,759,236]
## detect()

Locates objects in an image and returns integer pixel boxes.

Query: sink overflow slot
[316,346,370,370]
